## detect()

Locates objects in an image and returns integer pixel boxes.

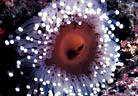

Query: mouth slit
[77,45,84,52]
[67,44,84,60]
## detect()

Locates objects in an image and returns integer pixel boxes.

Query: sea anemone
[5,0,124,95]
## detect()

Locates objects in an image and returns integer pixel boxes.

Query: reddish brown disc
[46,22,98,74]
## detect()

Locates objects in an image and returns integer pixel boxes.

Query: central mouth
[45,22,97,74]
[62,32,85,61]
[67,44,84,60]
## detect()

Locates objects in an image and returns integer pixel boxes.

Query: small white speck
[34,59,37,63]
[34,77,38,82]
[46,80,50,84]
[5,40,9,46]
[24,49,28,53]
[38,12,43,17]
[52,3,57,8]
[43,82,46,85]
[108,78,114,84]
[115,10,119,15]
[26,85,31,89]
[16,36,21,40]
[53,82,56,86]
[65,77,68,81]
[39,78,43,82]
[59,1,64,6]
[40,87,44,92]
[15,87,20,92]
[87,2,92,7]
[8,72,14,77]
[18,27,23,32]
[38,30,42,34]
[10,40,14,44]
[20,71,24,75]
[90,84,93,88]
[116,21,120,26]
[101,0,105,3]
[47,70,51,74]
[119,24,124,29]
[32,64,36,68]
[26,94,31,96]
